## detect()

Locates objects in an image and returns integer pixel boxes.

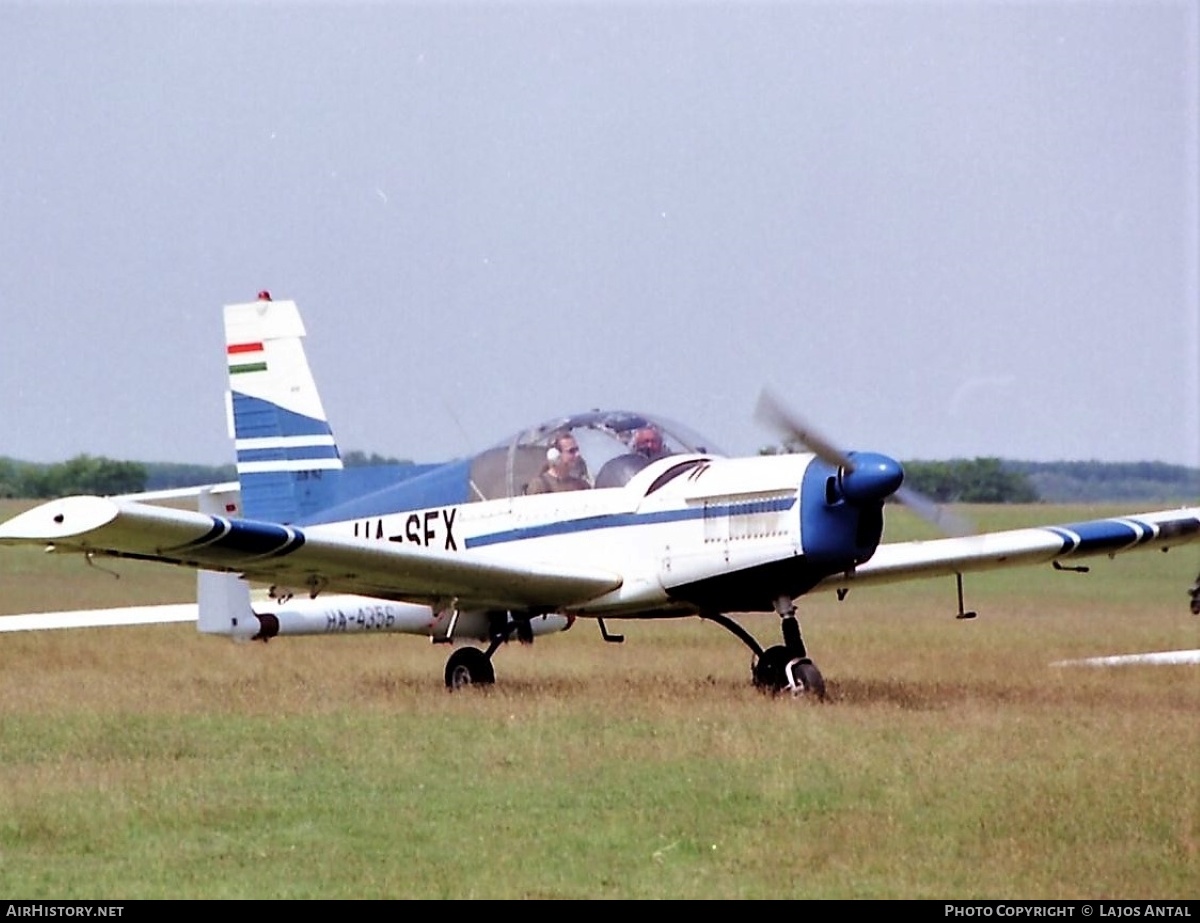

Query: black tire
[752,645,793,691]
[792,659,826,700]
[444,647,496,689]
[752,645,826,700]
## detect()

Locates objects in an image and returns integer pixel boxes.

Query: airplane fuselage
[301,451,860,618]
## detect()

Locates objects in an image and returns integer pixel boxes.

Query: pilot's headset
[545,432,573,465]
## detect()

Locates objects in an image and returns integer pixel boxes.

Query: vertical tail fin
[224,293,344,523]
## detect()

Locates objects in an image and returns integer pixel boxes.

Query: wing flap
[0,496,623,611]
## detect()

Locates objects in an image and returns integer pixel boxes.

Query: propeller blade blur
[755,389,974,537]
[895,485,974,537]
[754,389,854,471]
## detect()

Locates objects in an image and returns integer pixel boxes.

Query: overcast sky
[2,1,1197,469]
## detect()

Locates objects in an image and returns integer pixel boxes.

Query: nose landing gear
[702,596,826,700]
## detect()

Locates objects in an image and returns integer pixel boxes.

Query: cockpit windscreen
[466,410,722,501]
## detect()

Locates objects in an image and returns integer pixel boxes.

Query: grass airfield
[1,501,1197,899]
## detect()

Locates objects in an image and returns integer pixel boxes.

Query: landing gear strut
[702,596,826,700]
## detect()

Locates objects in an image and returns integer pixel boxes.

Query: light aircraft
[2,294,1198,697]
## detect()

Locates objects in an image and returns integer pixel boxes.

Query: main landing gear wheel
[444,647,495,690]
[752,645,826,700]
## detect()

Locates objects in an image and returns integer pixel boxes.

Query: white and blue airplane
[2,294,1198,696]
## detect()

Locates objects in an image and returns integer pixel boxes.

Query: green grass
[0,501,1197,897]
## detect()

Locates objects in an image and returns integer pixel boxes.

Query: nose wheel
[760,595,826,698]
[753,646,825,698]
[701,596,827,700]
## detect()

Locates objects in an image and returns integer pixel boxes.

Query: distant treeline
[902,459,1038,504]
[1005,460,1200,505]
[0,455,150,499]
[0,451,404,499]
[2,453,1195,504]
[902,458,1198,504]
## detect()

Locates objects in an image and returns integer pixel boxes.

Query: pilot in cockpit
[523,432,592,494]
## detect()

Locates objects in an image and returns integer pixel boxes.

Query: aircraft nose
[839,452,904,505]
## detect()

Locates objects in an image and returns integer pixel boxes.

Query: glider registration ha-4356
[2,294,1198,697]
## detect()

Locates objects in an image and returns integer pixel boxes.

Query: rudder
[224,292,344,522]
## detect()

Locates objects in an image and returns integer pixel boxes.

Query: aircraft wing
[0,604,197,632]
[0,495,623,611]
[822,507,1200,590]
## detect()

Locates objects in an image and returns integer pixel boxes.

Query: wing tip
[0,495,121,544]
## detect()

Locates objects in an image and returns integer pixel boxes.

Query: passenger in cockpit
[593,424,672,489]
[523,432,591,494]
[631,425,669,461]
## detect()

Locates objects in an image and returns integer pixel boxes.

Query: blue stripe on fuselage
[300,459,473,526]
[465,496,796,548]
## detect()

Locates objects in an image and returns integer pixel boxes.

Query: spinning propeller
[755,390,973,537]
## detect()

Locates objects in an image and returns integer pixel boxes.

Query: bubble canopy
[468,410,725,500]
